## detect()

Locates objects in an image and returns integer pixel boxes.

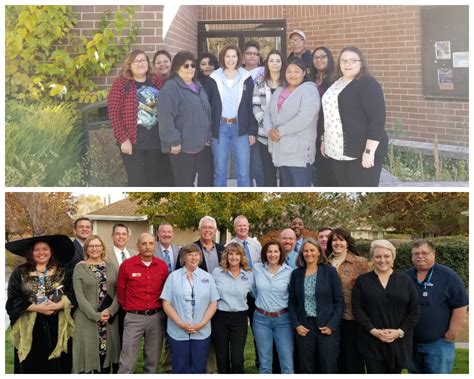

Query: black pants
[295,317,340,373]
[365,358,401,374]
[121,148,174,186]
[330,156,383,187]
[338,319,365,373]
[168,147,213,187]
[212,310,248,373]
[258,141,277,186]
[314,150,337,186]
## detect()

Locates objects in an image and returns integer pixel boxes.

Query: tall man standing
[228,215,262,267]
[290,216,305,253]
[287,30,312,70]
[69,217,93,267]
[156,222,180,272]
[405,239,468,374]
[117,233,169,373]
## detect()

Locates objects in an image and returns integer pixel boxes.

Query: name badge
[201,278,209,283]
[132,272,142,277]
[241,275,248,281]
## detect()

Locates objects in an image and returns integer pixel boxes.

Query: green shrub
[5,100,86,186]
[355,236,468,289]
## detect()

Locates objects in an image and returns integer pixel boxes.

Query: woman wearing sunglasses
[161,243,219,373]
[158,50,214,186]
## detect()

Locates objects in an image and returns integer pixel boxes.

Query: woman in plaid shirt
[108,49,174,186]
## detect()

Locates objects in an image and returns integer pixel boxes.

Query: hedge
[355,236,468,290]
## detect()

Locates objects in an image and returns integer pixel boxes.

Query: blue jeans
[408,338,456,374]
[212,122,250,187]
[252,311,294,373]
[250,142,264,186]
[279,164,313,187]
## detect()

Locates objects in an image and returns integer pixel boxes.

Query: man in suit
[69,217,93,267]
[109,223,136,270]
[109,223,136,347]
[291,216,305,254]
[155,222,180,373]
[155,222,180,272]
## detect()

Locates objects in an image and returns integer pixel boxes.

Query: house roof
[87,198,148,221]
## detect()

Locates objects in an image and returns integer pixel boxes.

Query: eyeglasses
[340,59,361,65]
[412,251,433,257]
[88,244,103,249]
[245,51,259,56]
[132,59,148,65]
[183,63,196,69]
[314,54,328,61]
[290,38,304,43]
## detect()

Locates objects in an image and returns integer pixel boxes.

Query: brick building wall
[71,5,468,147]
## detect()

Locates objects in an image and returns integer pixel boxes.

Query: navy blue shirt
[404,263,468,343]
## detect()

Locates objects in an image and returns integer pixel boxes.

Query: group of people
[108,29,388,187]
[6,215,468,374]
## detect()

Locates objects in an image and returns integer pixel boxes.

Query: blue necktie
[242,240,253,269]
[163,249,172,272]
[295,240,300,253]
[121,251,126,262]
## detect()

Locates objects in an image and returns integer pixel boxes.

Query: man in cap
[287,30,312,69]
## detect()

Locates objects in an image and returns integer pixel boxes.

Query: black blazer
[176,239,225,273]
[288,264,344,331]
[337,74,388,160]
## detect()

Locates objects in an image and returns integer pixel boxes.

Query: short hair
[196,52,219,79]
[260,240,286,265]
[179,243,203,266]
[370,239,396,260]
[411,239,435,252]
[263,49,286,85]
[336,46,370,80]
[296,237,328,268]
[233,215,249,228]
[244,40,261,52]
[326,228,359,256]
[291,216,305,226]
[74,217,92,229]
[112,223,129,234]
[318,226,333,233]
[219,44,242,69]
[170,50,197,81]
[152,49,172,65]
[199,215,217,230]
[83,234,107,261]
[310,46,336,91]
[121,49,153,80]
[158,222,174,231]
[220,242,251,272]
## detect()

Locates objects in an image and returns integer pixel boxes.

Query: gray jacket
[158,76,212,153]
[263,81,320,167]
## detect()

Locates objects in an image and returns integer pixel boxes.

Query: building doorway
[198,20,286,63]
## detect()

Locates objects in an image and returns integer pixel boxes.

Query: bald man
[117,233,169,373]
[280,228,298,269]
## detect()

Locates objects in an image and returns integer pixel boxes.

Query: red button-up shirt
[117,255,168,311]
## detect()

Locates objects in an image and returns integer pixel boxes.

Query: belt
[127,308,161,316]
[256,307,288,318]
[221,117,237,124]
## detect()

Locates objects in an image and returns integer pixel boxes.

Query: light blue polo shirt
[161,267,219,340]
[285,249,299,269]
[212,267,253,311]
[252,262,293,312]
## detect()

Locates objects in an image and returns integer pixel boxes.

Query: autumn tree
[357,192,468,237]
[73,194,105,217]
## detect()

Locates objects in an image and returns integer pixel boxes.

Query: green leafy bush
[6,5,137,103]
[5,100,86,186]
[355,236,468,289]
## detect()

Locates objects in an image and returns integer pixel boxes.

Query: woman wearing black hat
[6,235,76,373]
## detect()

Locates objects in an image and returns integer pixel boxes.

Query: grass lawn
[4,327,467,374]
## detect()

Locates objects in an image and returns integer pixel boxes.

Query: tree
[73,194,105,217]
[5,192,76,241]
[357,192,468,237]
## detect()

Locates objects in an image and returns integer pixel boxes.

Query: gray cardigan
[72,262,120,373]
[263,81,320,167]
[158,76,212,153]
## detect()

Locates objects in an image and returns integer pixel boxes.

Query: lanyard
[418,267,434,296]
[36,268,48,288]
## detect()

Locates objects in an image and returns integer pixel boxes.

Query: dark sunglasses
[183,63,196,69]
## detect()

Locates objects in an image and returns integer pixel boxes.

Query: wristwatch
[364,148,373,154]
[398,329,405,338]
